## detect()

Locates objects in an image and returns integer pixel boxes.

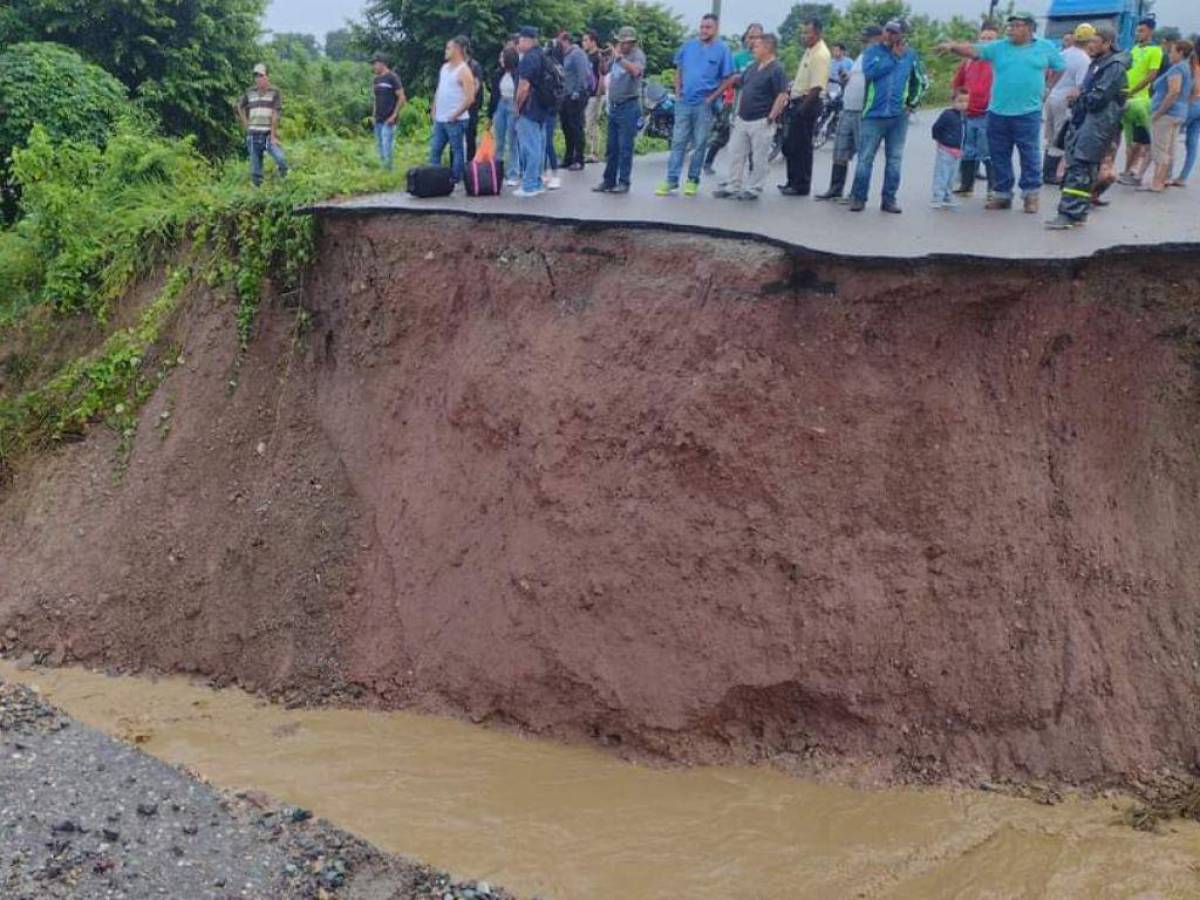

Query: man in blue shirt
[513,26,549,197]
[940,11,1065,214]
[848,19,926,213]
[656,13,734,196]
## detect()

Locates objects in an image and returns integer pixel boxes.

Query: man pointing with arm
[939,11,1065,214]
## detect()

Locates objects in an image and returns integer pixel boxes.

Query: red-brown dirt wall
[2,215,1199,786]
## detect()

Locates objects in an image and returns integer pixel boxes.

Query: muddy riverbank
[4,661,1199,899]
[0,673,513,899]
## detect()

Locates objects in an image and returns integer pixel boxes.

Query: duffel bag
[407,165,455,198]
[464,159,504,198]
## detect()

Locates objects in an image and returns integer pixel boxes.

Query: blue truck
[1044,0,1150,51]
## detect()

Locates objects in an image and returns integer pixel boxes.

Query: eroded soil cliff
[3,215,1198,786]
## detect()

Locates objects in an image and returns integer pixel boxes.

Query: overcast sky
[266,0,1198,40]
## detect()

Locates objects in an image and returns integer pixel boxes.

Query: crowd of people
[236,11,1200,229]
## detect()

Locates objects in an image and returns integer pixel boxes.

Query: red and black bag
[465,158,504,197]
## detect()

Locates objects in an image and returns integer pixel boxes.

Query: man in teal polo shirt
[940,11,1064,214]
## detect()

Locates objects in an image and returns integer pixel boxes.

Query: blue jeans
[987,111,1042,199]
[247,133,288,186]
[932,146,958,202]
[603,98,639,187]
[430,120,467,183]
[515,115,546,192]
[493,98,517,170]
[1177,112,1200,182]
[543,114,559,171]
[374,122,396,170]
[851,115,908,204]
[666,101,716,185]
[963,115,990,162]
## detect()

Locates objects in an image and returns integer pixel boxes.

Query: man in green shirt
[1117,17,1162,184]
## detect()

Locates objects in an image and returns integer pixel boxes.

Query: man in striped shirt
[237,63,289,186]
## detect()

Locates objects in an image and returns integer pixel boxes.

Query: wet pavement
[314,112,1200,261]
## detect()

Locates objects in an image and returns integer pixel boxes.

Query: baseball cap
[884,19,908,35]
[518,25,539,40]
[252,63,268,76]
[370,52,389,64]
[861,24,884,38]
[1073,23,1096,41]
[1007,11,1037,25]
[616,26,638,43]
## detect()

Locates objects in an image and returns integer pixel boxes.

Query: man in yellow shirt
[780,18,831,196]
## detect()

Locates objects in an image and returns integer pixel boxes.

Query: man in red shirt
[951,22,998,197]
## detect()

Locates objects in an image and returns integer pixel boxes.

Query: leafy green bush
[269,55,376,139]
[10,123,212,318]
[0,230,42,322]
[0,42,128,206]
[0,0,265,157]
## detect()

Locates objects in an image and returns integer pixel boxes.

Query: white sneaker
[511,187,544,198]
[545,175,562,190]
[505,177,520,187]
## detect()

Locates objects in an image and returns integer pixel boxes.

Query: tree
[0,42,127,217]
[324,28,360,61]
[267,33,321,61]
[779,4,837,48]
[354,0,683,95]
[0,0,265,156]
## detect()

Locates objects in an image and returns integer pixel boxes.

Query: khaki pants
[1151,115,1183,166]
[585,96,604,158]
[1043,97,1072,158]
[726,116,775,193]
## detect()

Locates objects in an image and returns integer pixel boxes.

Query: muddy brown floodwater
[3,662,1198,899]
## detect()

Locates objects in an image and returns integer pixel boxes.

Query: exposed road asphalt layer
[314,112,1199,261]
[0,676,513,900]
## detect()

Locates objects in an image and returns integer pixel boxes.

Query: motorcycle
[638,81,676,145]
[814,82,843,150]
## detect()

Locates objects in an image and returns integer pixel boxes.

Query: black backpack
[537,51,567,111]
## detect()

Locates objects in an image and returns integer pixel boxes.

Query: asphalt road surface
[319,112,1199,261]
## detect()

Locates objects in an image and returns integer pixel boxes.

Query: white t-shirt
[843,55,867,112]
[1048,45,1091,104]
[500,72,515,101]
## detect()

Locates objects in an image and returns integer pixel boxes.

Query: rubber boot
[815,163,847,200]
[954,160,977,196]
[1043,152,1062,185]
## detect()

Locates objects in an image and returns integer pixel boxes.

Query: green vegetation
[0,42,128,215]
[0,112,424,479]
[355,0,686,92]
[0,0,265,156]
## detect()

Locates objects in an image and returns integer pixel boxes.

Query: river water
[3,662,1197,899]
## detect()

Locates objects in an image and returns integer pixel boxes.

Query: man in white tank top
[429,35,476,184]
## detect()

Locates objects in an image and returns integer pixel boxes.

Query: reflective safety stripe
[1063,188,1092,198]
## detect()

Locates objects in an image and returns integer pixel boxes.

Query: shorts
[1123,97,1152,146]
